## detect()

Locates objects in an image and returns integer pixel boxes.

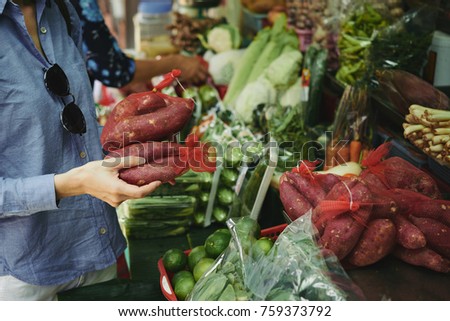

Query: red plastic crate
[157,223,288,301]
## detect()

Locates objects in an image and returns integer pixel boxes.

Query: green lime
[235,216,261,239]
[252,237,274,258]
[171,270,194,288]
[204,232,231,259]
[162,248,187,273]
[187,245,207,271]
[193,257,215,281]
[214,228,231,238]
[174,275,195,300]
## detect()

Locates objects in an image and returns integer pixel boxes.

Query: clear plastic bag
[187,214,365,301]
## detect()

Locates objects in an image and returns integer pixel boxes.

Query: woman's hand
[54,156,161,207]
[175,55,209,85]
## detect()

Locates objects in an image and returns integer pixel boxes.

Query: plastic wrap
[187,215,365,301]
[368,4,438,76]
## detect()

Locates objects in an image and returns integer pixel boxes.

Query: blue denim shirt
[0,0,126,286]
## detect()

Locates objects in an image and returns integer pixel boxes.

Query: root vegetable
[409,216,450,259]
[394,246,450,273]
[347,219,396,266]
[393,214,426,250]
[101,92,194,150]
[279,174,313,221]
[285,171,326,207]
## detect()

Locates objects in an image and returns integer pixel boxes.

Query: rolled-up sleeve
[0,174,58,217]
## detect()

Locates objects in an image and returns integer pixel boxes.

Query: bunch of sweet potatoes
[279,150,450,273]
[101,90,215,185]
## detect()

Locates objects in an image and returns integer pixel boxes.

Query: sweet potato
[318,207,372,260]
[312,177,359,230]
[279,174,313,221]
[407,200,450,226]
[314,173,342,194]
[348,219,396,267]
[318,182,373,260]
[101,92,194,150]
[105,141,181,162]
[285,172,326,207]
[119,155,187,186]
[372,157,441,199]
[393,214,426,250]
[409,216,450,259]
[393,246,450,273]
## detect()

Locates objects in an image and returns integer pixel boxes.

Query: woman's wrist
[54,167,84,200]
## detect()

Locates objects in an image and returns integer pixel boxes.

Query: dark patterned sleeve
[70,0,136,87]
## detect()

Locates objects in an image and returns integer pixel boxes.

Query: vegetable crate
[157,223,288,301]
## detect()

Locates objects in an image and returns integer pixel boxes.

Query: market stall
[72,0,450,301]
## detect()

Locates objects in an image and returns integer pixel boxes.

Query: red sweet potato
[409,216,450,259]
[105,141,181,162]
[285,172,326,207]
[407,200,450,226]
[312,177,360,231]
[393,214,426,250]
[279,174,313,221]
[393,246,450,273]
[313,173,342,194]
[318,182,373,260]
[347,219,396,267]
[372,157,441,199]
[318,207,372,260]
[101,92,194,150]
[119,155,188,186]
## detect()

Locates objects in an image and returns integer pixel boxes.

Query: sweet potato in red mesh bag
[361,142,441,199]
[316,181,373,260]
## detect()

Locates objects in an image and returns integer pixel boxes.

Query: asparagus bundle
[403,104,450,166]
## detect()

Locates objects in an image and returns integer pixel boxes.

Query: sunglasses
[43,64,86,135]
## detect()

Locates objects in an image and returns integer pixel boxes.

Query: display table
[59,187,450,301]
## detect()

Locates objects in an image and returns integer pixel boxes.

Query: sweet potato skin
[348,219,396,266]
[119,155,188,185]
[101,92,194,150]
[279,174,313,221]
[409,216,450,259]
[285,172,326,207]
[393,214,426,250]
[393,246,450,273]
[318,182,372,260]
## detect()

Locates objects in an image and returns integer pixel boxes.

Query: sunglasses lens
[61,102,86,134]
[44,64,70,96]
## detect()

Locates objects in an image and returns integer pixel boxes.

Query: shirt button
[79,151,86,158]
[40,26,47,34]
[99,227,107,235]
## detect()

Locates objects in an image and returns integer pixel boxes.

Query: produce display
[91,0,450,302]
[403,104,450,166]
[335,3,388,85]
[167,12,223,54]
[279,143,450,273]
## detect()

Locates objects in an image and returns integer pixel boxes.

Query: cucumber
[217,188,234,207]
[213,206,229,223]
[220,168,239,187]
